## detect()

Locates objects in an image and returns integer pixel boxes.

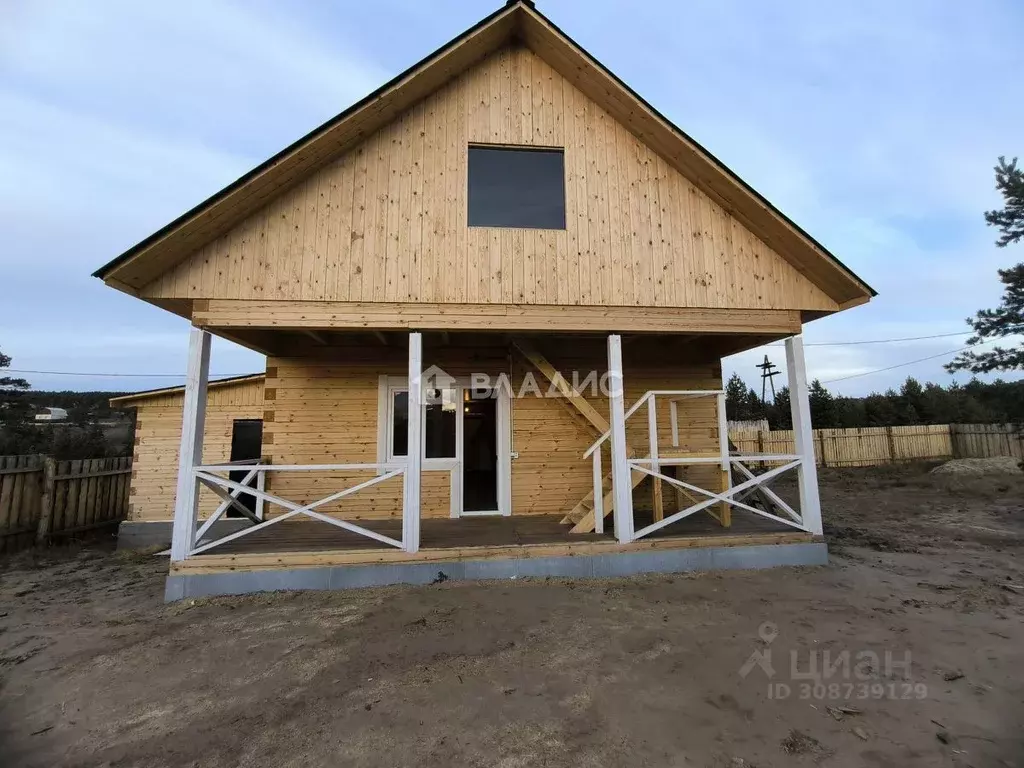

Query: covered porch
[164,316,825,598]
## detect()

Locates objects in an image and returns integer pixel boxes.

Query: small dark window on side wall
[468,146,566,229]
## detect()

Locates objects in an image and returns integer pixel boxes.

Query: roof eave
[93,1,526,283]
[109,373,266,407]
[95,0,874,305]
[516,4,875,301]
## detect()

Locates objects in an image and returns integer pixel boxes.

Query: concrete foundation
[164,541,828,601]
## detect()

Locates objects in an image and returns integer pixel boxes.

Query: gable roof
[94,0,874,305]
[109,373,264,407]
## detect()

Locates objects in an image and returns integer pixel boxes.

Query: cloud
[0,0,1022,397]
[581,0,1024,395]
[0,0,392,391]
[0,0,392,248]
[0,91,251,238]
[0,0,390,141]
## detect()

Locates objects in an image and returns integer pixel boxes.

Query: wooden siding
[128,379,264,521]
[144,45,837,314]
[261,340,722,521]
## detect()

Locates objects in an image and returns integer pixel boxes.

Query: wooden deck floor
[188,511,800,562]
[205,514,604,555]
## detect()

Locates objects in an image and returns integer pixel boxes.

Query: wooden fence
[0,455,133,554]
[729,423,1023,468]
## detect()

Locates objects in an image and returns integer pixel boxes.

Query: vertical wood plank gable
[144,47,838,314]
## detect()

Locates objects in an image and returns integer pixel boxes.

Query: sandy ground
[1,464,1022,768]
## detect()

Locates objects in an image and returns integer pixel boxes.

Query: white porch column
[717,392,733,488]
[785,335,823,535]
[607,334,634,543]
[402,332,423,553]
[170,328,211,561]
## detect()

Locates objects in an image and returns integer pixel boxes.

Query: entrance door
[228,419,263,516]
[462,390,499,515]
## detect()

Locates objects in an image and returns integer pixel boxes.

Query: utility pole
[756,355,781,404]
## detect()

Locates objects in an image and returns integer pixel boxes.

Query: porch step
[566,467,648,534]
[560,474,612,523]
[560,443,645,525]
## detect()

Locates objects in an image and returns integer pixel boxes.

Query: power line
[768,331,972,347]
[4,333,975,377]
[8,328,1022,380]
[775,326,1024,347]
[821,339,995,384]
[804,331,973,346]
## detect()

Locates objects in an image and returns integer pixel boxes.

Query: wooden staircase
[511,335,642,536]
[565,450,714,535]
[508,337,720,537]
[563,462,648,534]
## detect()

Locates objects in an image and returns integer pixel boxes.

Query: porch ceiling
[205,326,790,362]
[191,301,802,336]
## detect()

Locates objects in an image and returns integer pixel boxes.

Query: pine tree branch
[985,156,1024,248]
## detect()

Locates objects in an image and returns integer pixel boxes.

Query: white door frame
[458,382,512,518]
[377,375,512,518]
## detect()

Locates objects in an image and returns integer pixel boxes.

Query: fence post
[35,455,56,546]
[886,426,897,464]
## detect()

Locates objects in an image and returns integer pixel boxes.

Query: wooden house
[94,1,874,600]
[109,375,265,548]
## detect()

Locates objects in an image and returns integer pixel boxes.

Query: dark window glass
[390,388,457,459]
[228,419,263,516]
[468,146,565,229]
[391,391,408,458]
[424,388,457,459]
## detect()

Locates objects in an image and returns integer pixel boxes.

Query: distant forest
[0,390,134,458]
[726,374,1024,430]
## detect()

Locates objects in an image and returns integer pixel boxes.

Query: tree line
[0,351,133,457]
[725,373,1024,430]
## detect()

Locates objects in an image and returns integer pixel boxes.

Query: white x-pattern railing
[188,461,407,556]
[583,389,811,542]
[628,455,807,539]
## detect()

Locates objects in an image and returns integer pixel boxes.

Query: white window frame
[377,375,511,517]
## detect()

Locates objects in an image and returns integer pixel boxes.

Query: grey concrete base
[118,519,253,550]
[164,541,828,601]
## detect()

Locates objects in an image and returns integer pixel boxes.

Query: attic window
[468,145,566,229]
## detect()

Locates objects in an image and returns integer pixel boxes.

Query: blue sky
[1,0,1021,396]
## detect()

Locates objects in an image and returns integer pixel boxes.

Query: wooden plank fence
[950,424,1024,461]
[729,423,1023,468]
[0,455,133,554]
